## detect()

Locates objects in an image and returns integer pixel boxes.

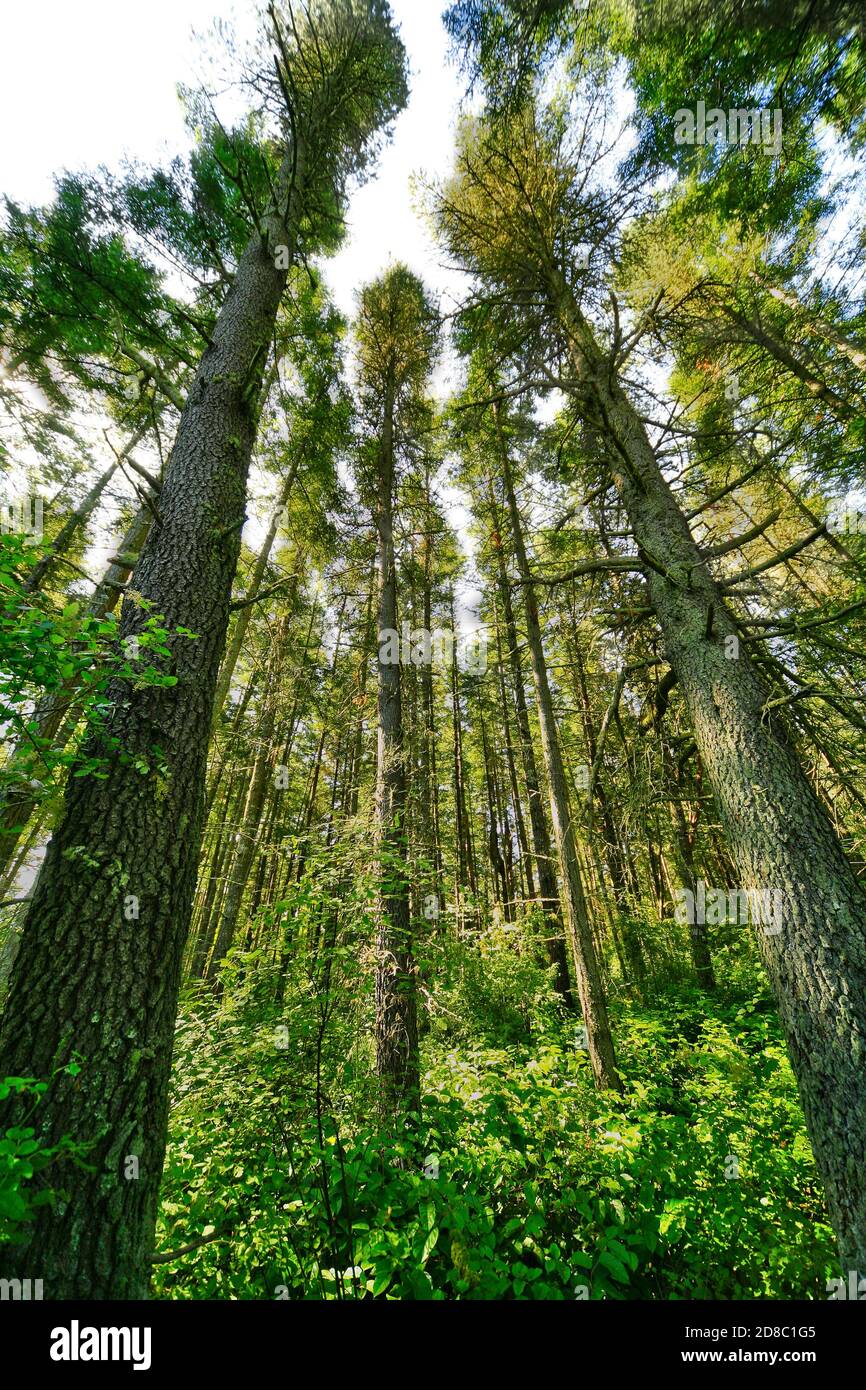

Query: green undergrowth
[152,940,835,1300]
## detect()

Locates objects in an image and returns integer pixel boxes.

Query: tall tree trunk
[418,487,442,903]
[719,303,855,420]
[24,448,123,595]
[206,620,285,986]
[495,410,620,1089]
[477,693,512,921]
[340,555,376,821]
[449,591,479,930]
[494,603,534,904]
[188,761,246,979]
[489,500,572,1005]
[0,138,307,1298]
[553,267,866,1273]
[211,462,299,717]
[373,390,420,1116]
[752,275,866,373]
[663,745,716,990]
[569,632,647,989]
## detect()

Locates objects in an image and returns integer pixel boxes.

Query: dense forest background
[1,0,866,1302]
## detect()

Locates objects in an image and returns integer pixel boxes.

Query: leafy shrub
[152,955,836,1300]
[0,1066,89,1245]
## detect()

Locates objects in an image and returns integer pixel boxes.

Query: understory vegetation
[152,897,834,1300]
[2,0,865,1302]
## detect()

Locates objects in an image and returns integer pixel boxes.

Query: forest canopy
[1,0,866,1310]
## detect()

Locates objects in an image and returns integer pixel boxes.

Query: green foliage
[153,905,834,1300]
[3,0,862,1309]
[426,915,562,1045]
[0,536,196,819]
[0,1065,89,1245]
[1,174,190,412]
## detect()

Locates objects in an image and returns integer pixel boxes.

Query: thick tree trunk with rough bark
[554,267,866,1274]
[0,144,305,1299]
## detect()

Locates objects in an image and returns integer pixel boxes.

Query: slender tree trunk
[494,603,534,903]
[663,745,716,990]
[418,493,442,900]
[477,694,512,920]
[569,632,647,988]
[719,303,855,419]
[211,463,299,717]
[25,450,123,594]
[449,591,479,931]
[206,621,285,985]
[339,556,376,821]
[489,500,572,1004]
[373,390,420,1116]
[0,810,45,899]
[188,764,245,979]
[496,410,619,1088]
[752,275,866,373]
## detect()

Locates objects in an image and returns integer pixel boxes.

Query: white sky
[0,1,487,898]
[0,0,468,320]
[0,0,481,575]
[0,2,234,206]
[17,6,857,612]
